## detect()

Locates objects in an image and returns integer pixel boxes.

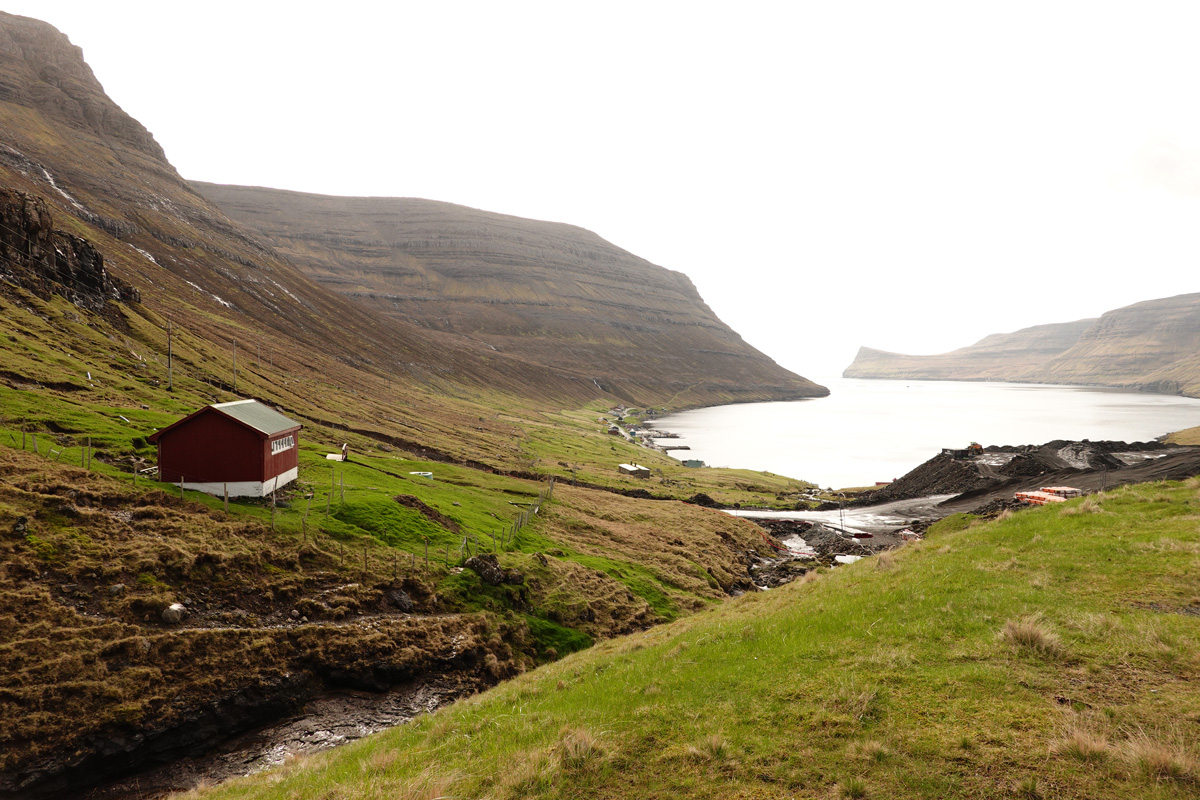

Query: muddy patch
[394,494,463,533]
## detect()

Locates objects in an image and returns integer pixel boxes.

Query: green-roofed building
[147,399,302,497]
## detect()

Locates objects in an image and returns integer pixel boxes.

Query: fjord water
[651,378,1200,489]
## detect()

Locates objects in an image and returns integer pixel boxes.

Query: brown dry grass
[847,739,891,763]
[1001,616,1066,659]
[555,726,607,772]
[684,733,730,762]
[0,447,515,776]
[1123,730,1198,783]
[1061,496,1105,516]
[543,484,766,604]
[1052,713,1110,763]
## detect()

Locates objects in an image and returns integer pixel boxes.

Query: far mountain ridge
[189,182,827,405]
[844,292,1200,396]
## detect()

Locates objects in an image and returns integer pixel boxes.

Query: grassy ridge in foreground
[187,481,1200,800]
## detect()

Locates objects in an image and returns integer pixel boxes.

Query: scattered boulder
[464,554,505,586]
[161,603,186,624]
[385,589,414,612]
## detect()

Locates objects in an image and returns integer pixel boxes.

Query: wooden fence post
[302,494,313,541]
[224,483,229,513]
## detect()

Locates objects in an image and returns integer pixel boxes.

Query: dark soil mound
[860,439,1200,516]
[999,454,1048,477]
[858,453,991,504]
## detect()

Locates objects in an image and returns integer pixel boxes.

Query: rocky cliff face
[844,293,1200,396]
[191,185,828,406]
[0,187,139,310]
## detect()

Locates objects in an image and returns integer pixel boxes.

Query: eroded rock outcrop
[0,187,139,309]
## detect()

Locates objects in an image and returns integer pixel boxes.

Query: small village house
[618,463,651,478]
[147,399,302,497]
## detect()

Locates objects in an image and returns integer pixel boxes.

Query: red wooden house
[147,399,301,497]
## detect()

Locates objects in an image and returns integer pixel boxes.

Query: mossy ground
[185,479,1200,800]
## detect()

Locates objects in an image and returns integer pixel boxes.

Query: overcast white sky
[8,1,1200,379]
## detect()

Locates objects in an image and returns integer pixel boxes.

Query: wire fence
[3,425,558,581]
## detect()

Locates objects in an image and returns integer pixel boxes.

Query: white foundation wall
[179,467,299,498]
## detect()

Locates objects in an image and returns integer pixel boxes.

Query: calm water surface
[651,378,1200,489]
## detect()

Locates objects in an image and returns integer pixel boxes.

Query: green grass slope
[189,482,1200,800]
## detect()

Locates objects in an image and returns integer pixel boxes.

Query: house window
[271,434,295,455]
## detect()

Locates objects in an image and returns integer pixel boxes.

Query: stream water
[726,495,957,535]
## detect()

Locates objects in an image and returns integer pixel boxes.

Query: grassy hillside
[186,481,1200,800]
[189,183,829,408]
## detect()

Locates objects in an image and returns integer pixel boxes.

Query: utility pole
[166,320,173,391]
[232,340,237,395]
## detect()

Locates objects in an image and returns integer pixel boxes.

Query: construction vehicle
[943,442,984,460]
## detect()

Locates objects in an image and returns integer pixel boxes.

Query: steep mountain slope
[0,9,823,422]
[191,183,828,406]
[0,9,592,451]
[844,292,1200,396]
